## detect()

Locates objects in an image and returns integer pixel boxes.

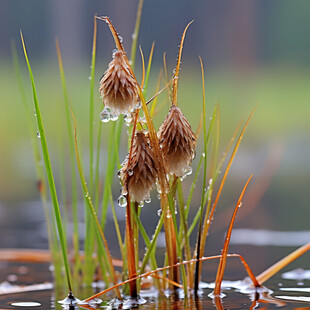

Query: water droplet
[184,165,192,176]
[117,169,122,178]
[145,196,151,204]
[140,115,146,123]
[138,201,144,208]
[136,101,142,109]
[100,108,111,123]
[118,35,123,43]
[34,109,37,117]
[166,210,172,219]
[124,113,132,126]
[110,113,118,121]
[88,76,91,80]
[209,178,213,185]
[121,187,128,195]
[202,152,205,157]
[112,49,119,58]
[157,209,162,217]
[156,182,162,194]
[36,131,41,139]
[118,195,127,207]
[128,169,133,176]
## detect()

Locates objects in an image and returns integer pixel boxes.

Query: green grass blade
[20,32,72,292]
[194,57,208,293]
[109,189,126,264]
[55,39,80,277]
[130,0,144,69]
[101,119,122,230]
[12,40,63,284]
[89,16,98,194]
[70,108,122,299]
[142,42,155,98]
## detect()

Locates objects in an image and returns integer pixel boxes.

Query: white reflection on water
[230,229,310,246]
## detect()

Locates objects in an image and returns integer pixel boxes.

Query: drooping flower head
[120,130,159,203]
[158,104,197,177]
[99,50,139,115]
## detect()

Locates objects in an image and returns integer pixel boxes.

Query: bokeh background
[0,0,310,275]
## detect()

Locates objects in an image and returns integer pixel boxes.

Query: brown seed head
[120,131,159,203]
[158,105,197,177]
[99,50,139,115]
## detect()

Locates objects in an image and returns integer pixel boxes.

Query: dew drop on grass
[166,210,172,219]
[145,196,151,204]
[100,108,111,123]
[34,109,37,117]
[118,195,127,207]
[118,35,123,43]
[202,152,205,157]
[157,209,162,217]
[88,76,91,80]
[128,169,133,176]
[36,131,41,139]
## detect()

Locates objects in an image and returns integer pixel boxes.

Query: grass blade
[55,38,80,278]
[20,31,72,293]
[71,109,122,299]
[194,56,208,293]
[130,0,144,69]
[200,106,257,256]
[143,42,155,98]
[256,242,310,285]
[172,20,193,107]
[213,175,253,296]
[89,15,98,194]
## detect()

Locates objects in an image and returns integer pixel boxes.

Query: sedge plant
[18,1,310,308]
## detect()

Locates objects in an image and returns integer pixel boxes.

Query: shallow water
[1,199,310,309]
[1,260,310,309]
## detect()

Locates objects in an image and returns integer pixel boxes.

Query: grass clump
[17,1,310,308]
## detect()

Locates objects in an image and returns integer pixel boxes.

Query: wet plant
[16,0,310,308]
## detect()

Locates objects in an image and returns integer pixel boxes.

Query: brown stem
[125,193,138,298]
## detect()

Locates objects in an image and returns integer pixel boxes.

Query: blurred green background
[0,0,310,245]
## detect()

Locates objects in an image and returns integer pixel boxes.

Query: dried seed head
[158,105,197,177]
[120,131,159,203]
[99,50,139,115]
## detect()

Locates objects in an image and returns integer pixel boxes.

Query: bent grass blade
[213,175,258,296]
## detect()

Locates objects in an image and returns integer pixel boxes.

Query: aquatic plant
[16,0,310,308]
